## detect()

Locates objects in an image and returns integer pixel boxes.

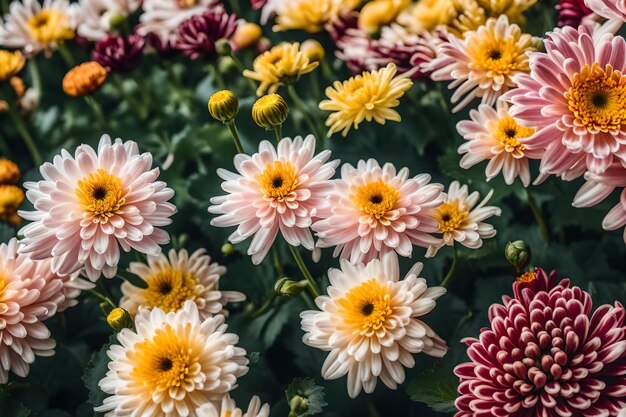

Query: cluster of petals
[585,0,626,22]
[77,0,142,41]
[174,9,238,60]
[92,34,146,73]
[557,0,594,27]
[196,395,270,417]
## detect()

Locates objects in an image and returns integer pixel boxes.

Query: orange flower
[0,159,20,185]
[0,185,25,226]
[62,61,107,97]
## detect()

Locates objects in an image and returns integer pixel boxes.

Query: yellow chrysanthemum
[319,63,413,137]
[243,43,319,96]
[274,0,361,33]
[0,50,25,82]
[358,0,411,34]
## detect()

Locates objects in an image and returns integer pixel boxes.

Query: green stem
[57,43,75,68]
[248,292,278,319]
[211,64,225,88]
[526,188,550,242]
[286,84,324,144]
[272,246,285,277]
[83,95,108,130]
[441,246,459,288]
[226,120,244,153]
[273,124,282,143]
[28,57,42,99]
[229,53,256,91]
[288,245,321,298]
[228,0,241,13]
[8,105,41,165]
[87,288,116,308]
[0,130,12,159]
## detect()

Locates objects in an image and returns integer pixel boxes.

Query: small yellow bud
[300,39,325,63]
[0,159,20,185]
[358,0,410,35]
[221,243,235,256]
[208,89,239,123]
[233,22,263,49]
[252,94,289,130]
[107,307,134,332]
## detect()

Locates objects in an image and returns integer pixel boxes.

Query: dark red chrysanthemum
[455,268,626,417]
[557,0,593,27]
[174,9,238,60]
[92,34,146,73]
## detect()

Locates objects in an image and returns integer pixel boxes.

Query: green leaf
[116,269,148,289]
[0,395,31,417]
[82,334,117,413]
[285,378,327,417]
[406,366,458,414]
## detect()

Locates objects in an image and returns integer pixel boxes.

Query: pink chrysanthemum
[312,159,444,264]
[19,135,177,281]
[209,135,338,265]
[0,238,65,383]
[504,26,626,176]
[455,268,626,417]
[557,0,593,27]
[585,0,626,22]
[175,9,238,60]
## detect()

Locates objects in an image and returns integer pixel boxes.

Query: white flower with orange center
[0,0,78,56]
[427,15,536,112]
[209,135,338,265]
[197,395,270,417]
[457,103,543,186]
[312,159,444,264]
[18,135,177,281]
[96,301,248,417]
[300,254,447,398]
[121,248,245,319]
[427,181,501,257]
[137,0,221,42]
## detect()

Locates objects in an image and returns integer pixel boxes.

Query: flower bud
[289,395,309,416]
[218,56,238,74]
[0,50,25,82]
[221,243,235,256]
[252,94,289,130]
[0,185,24,222]
[0,159,20,185]
[107,307,134,332]
[62,61,108,97]
[108,12,127,31]
[216,38,233,57]
[505,240,531,272]
[10,76,26,99]
[300,39,325,63]
[233,22,262,49]
[274,278,307,297]
[208,89,239,123]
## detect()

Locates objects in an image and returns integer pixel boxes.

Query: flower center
[176,0,198,8]
[75,169,126,223]
[352,179,400,219]
[566,63,626,134]
[494,116,533,152]
[435,201,468,233]
[27,9,75,44]
[0,273,6,299]
[471,37,523,76]
[337,279,392,334]
[516,271,536,286]
[143,268,198,313]
[258,161,298,202]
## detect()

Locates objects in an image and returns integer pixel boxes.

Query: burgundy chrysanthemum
[146,33,177,57]
[92,34,146,73]
[557,0,593,27]
[174,9,238,60]
[455,268,626,417]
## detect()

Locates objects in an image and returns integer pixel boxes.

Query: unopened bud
[109,12,127,30]
[218,56,238,74]
[233,22,262,49]
[208,90,239,123]
[289,395,309,416]
[216,38,233,57]
[274,278,307,297]
[301,39,325,63]
[252,94,289,130]
[221,243,235,256]
[505,240,531,272]
[107,307,134,332]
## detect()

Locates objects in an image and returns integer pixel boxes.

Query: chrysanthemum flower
[312,159,444,264]
[121,248,245,318]
[252,0,289,24]
[209,135,338,265]
[0,159,20,185]
[137,0,221,42]
[504,26,626,176]
[358,0,410,34]
[457,103,543,186]
[62,61,108,97]
[0,238,65,383]
[300,254,447,398]
[585,0,626,22]
[0,50,25,82]
[455,268,626,417]
[196,395,270,417]
[243,42,319,96]
[319,63,413,137]
[175,9,238,60]
[96,301,249,417]
[557,0,593,27]
[0,184,25,226]
[427,181,501,257]
[92,34,146,73]
[0,0,77,56]
[77,0,142,41]
[19,134,177,281]
[427,15,536,112]
[273,0,360,33]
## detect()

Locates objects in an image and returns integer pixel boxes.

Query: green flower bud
[505,240,531,272]
[289,395,309,416]
[252,94,289,130]
[274,278,307,297]
[218,56,238,74]
[107,308,134,332]
[216,38,233,57]
[108,13,127,31]
[221,243,235,256]
[208,90,239,123]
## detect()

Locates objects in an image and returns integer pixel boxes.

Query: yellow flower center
[494,116,533,152]
[257,161,298,202]
[338,279,392,333]
[75,169,125,222]
[435,201,469,233]
[567,63,626,134]
[176,0,198,8]
[516,271,536,285]
[0,273,6,299]
[143,268,198,313]
[352,179,400,219]
[130,325,199,392]
[27,9,75,44]
[471,36,525,76]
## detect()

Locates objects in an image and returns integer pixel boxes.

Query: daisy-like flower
[137,0,221,42]
[121,248,245,318]
[427,181,501,257]
[504,26,626,176]
[455,268,626,417]
[0,0,78,56]
[197,395,270,417]
[175,9,238,60]
[96,301,249,417]
[585,0,626,22]
[427,15,536,112]
[557,0,593,27]
[0,238,65,383]
[18,134,177,281]
[209,135,338,265]
[273,0,360,33]
[457,103,543,186]
[319,63,413,137]
[77,0,142,41]
[243,42,319,96]
[312,159,444,264]
[300,254,447,398]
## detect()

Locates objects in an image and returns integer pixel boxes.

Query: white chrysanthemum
[426,181,501,257]
[0,0,79,56]
[121,248,245,319]
[19,134,177,281]
[96,301,249,417]
[300,254,447,398]
[137,0,221,42]
[0,238,65,383]
[196,395,270,417]
[77,0,142,41]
